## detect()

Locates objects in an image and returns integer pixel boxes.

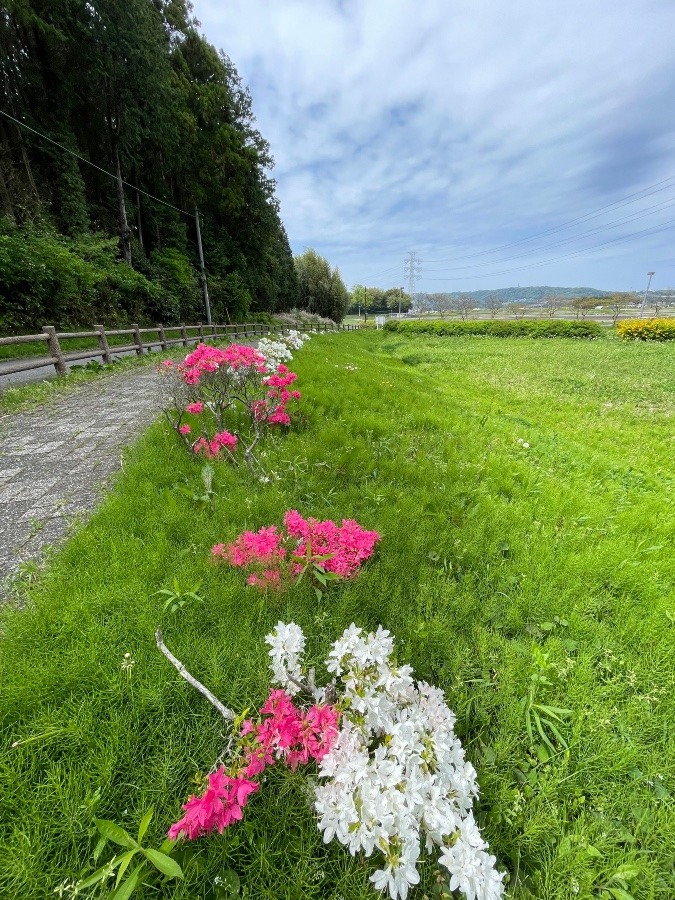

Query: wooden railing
[0,321,360,378]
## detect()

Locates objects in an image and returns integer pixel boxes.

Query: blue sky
[195,0,675,293]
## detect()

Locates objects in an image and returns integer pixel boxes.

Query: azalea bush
[165,622,505,900]
[160,334,309,476]
[212,510,381,594]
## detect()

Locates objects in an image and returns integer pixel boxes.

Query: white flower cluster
[257,331,311,370]
[265,621,306,696]
[265,622,505,900]
[257,338,294,371]
[284,329,311,350]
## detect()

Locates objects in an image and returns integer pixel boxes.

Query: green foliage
[75,807,183,897]
[348,286,411,314]
[385,318,604,339]
[616,318,675,341]
[0,1,298,327]
[1,332,674,897]
[0,220,168,331]
[294,248,349,322]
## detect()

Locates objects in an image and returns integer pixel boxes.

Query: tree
[542,294,563,318]
[0,0,299,328]
[384,287,411,314]
[449,294,474,321]
[484,294,503,318]
[428,292,452,318]
[506,302,526,319]
[571,297,596,319]
[295,249,349,322]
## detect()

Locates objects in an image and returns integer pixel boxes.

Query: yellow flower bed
[616,317,675,341]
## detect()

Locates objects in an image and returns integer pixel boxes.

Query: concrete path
[0,366,162,596]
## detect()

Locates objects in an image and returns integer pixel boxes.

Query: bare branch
[155,629,234,722]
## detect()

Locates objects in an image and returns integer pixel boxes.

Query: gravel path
[0,367,162,595]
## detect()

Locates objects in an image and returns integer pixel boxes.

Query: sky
[194,0,675,293]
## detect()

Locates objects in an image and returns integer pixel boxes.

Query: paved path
[0,367,162,595]
[0,346,170,390]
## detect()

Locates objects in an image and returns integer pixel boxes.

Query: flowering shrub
[165,622,505,900]
[212,510,381,593]
[616,317,675,341]
[160,334,309,476]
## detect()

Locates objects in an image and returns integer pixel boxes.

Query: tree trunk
[114,144,132,264]
[136,188,144,250]
[0,157,14,220]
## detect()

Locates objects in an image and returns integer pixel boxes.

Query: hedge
[384,319,604,339]
[616,318,675,341]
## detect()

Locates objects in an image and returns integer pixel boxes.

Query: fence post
[158,324,168,351]
[94,324,112,364]
[131,324,144,357]
[198,323,205,343]
[180,323,188,348]
[42,326,67,375]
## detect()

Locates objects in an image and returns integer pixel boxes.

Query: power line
[423,171,675,265]
[424,218,675,283]
[0,107,194,218]
[424,196,675,274]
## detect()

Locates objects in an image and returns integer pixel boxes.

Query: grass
[1,331,674,899]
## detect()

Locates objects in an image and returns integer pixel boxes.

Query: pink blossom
[168,767,259,841]
[169,691,340,842]
[186,401,203,414]
[215,512,380,591]
[179,424,191,435]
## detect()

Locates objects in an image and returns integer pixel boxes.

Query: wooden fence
[0,321,359,378]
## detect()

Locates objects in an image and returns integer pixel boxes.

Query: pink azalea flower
[179,424,191,435]
[186,401,203,414]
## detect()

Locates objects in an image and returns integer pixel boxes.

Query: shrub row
[384,318,604,339]
[616,318,675,341]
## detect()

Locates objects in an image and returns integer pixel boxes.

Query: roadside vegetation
[1,331,673,899]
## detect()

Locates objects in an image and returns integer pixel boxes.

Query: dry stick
[155,629,234,722]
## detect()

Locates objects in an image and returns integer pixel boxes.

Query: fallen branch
[155,629,234,722]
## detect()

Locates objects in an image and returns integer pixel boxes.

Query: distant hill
[418,286,611,305]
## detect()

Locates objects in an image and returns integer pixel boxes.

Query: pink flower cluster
[212,511,380,591]
[169,689,339,842]
[179,343,267,386]
[256,364,302,426]
[168,767,258,840]
[194,430,237,459]
[242,688,339,773]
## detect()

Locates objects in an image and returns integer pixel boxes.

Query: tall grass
[0,331,673,899]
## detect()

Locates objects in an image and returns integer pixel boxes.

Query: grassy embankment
[1,331,673,899]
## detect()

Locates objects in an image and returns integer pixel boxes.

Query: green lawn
[1,331,674,899]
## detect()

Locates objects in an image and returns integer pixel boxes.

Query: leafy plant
[519,646,573,756]
[173,464,216,509]
[155,578,204,614]
[76,807,183,898]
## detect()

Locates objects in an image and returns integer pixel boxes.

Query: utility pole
[399,286,404,317]
[195,205,212,326]
[640,271,655,318]
[404,251,422,310]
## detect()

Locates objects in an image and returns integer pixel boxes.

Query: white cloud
[195,0,675,291]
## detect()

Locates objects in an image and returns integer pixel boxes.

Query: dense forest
[0,0,300,331]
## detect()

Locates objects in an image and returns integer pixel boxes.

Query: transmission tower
[404,250,422,308]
